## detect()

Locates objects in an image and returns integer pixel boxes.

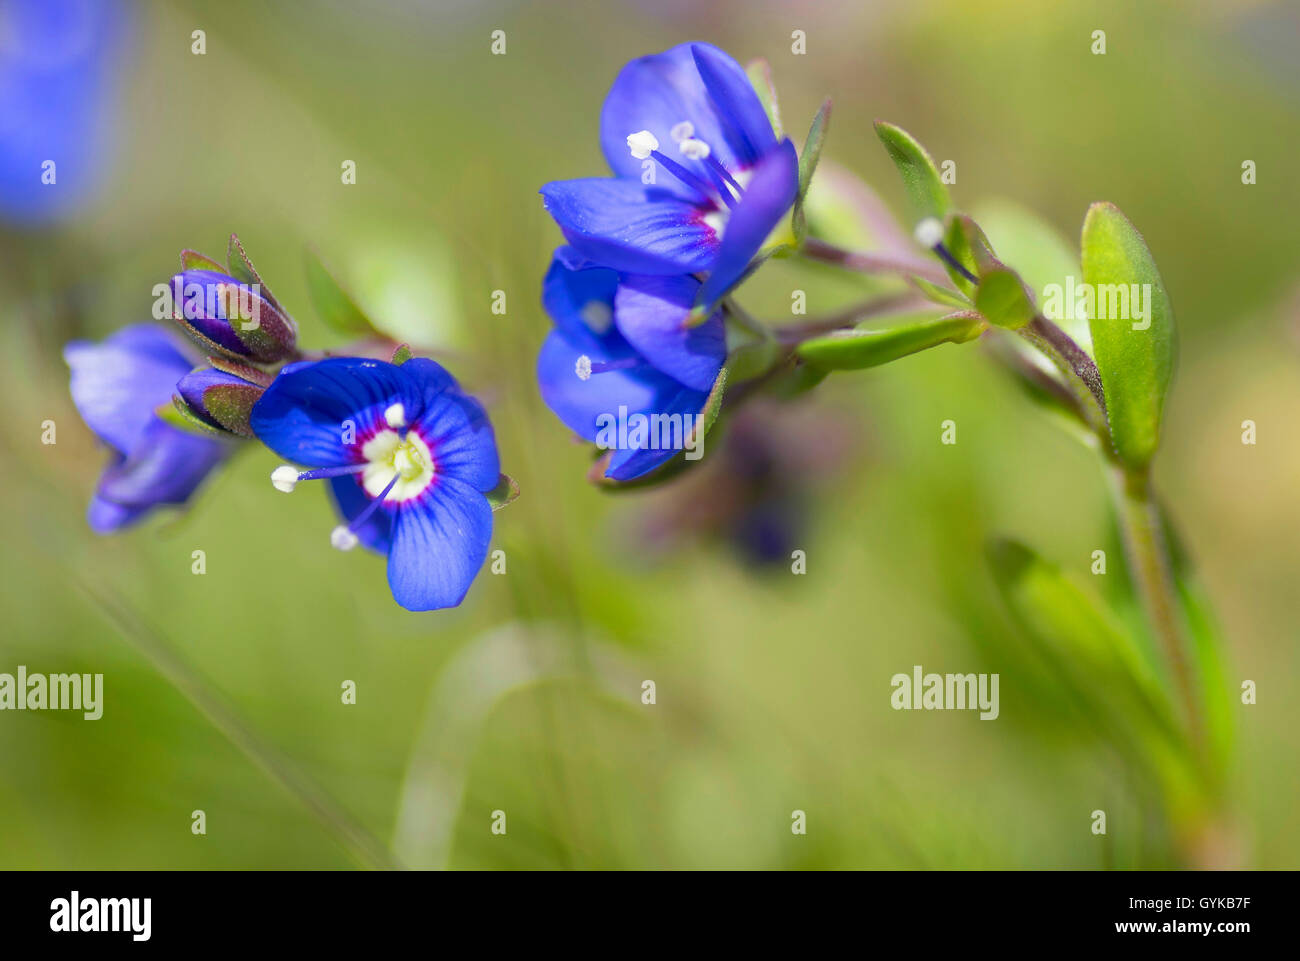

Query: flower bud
[174,358,272,437]
[169,269,297,363]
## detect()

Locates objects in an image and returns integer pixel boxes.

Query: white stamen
[914,217,945,249]
[669,121,694,143]
[271,465,300,493]
[384,402,407,429]
[575,355,592,381]
[330,525,359,551]
[678,138,711,160]
[627,129,659,160]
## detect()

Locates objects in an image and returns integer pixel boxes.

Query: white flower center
[360,429,436,502]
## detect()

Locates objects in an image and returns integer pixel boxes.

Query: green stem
[1110,468,1203,758]
[799,236,950,285]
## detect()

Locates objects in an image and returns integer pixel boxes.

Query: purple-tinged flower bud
[174,357,273,437]
[168,269,297,363]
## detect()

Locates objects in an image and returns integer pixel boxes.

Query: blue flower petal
[328,475,394,555]
[541,178,715,275]
[87,493,149,534]
[95,418,228,509]
[613,273,725,391]
[250,357,422,467]
[542,252,621,353]
[537,328,680,442]
[603,381,711,482]
[418,390,500,492]
[598,43,772,197]
[65,323,194,454]
[387,478,493,611]
[698,138,799,308]
[690,43,779,169]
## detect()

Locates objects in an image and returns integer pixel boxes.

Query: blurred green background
[1,0,1296,869]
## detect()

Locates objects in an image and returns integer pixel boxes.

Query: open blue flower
[250,357,500,612]
[64,324,230,532]
[537,251,717,482]
[540,43,798,309]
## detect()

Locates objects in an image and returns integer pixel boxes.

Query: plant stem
[1110,467,1204,757]
[1018,316,1110,439]
[799,236,950,285]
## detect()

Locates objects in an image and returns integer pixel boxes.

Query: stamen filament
[331,472,401,551]
[648,149,717,200]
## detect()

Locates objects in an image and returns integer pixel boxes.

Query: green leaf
[874,121,952,226]
[304,249,378,336]
[485,473,520,511]
[745,58,783,139]
[987,538,1180,746]
[1080,202,1176,469]
[792,99,831,242]
[974,267,1035,330]
[910,276,969,309]
[796,309,981,371]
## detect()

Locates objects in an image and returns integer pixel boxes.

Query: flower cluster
[538,43,800,481]
[65,237,512,611]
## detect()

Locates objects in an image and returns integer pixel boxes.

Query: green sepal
[158,396,225,437]
[304,248,379,337]
[796,309,983,371]
[745,58,783,139]
[199,383,262,437]
[1080,201,1176,470]
[974,267,1036,330]
[180,249,225,273]
[484,473,520,512]
[792,98,831,243]
[874,121,952,225]
[207,355,273,388]
[390,343,413,365]
[226,233,264,289]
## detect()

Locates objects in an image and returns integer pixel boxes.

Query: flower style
[537,250,720,481]
[250,357,500,611]
[540,42,799,310]
[65,324,231,532]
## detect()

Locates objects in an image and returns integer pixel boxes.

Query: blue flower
[250,357,500,612]
[0,0,129,225]
[537,250,718,482]
[64,324,231,533]
[540,43,798,310]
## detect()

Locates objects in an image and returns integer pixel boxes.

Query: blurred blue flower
[0,0,128,225]
[540,42,798,309]
[64,324,231,533]
[536,249,719,482]
[250,357,500,611]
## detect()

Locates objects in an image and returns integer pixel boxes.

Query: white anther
[271,465,300,493]
[384,402,407,429]
[678,138,711,160]
[575,355,592,381]
[330,525,359,551]
[914,217,945,249]
[626,129,659,160]
[670,121,695,143]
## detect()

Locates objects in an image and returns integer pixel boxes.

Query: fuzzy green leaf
[1081,202,1175,469]
[796,309,981,371]
[874,121,952,226]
